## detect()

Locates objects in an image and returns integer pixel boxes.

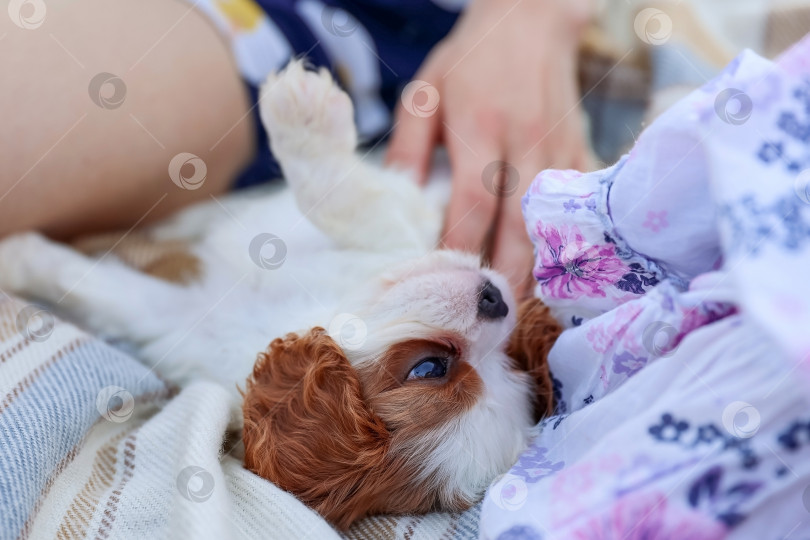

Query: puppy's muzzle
[478,280,508,319]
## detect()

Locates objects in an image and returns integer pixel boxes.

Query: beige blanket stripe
[55,432,128,540]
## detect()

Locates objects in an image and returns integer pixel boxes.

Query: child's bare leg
[0,0,255,239]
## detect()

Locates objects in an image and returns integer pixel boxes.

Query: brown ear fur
[506,298,562,422]
[241,327,390,529]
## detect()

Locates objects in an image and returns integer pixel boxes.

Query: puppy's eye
[407,357,448,380]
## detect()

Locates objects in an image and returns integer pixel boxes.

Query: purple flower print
[642,210,669,233]
[512,444,565,483]
[585,198,597,212]
[585,304,644,354]
[649,413,690,443]
[532,223,630,299]
[688,465,762,527]
[757,140,783,164]
[586,324,615,354]
[527,169,584,196]
[544,169,583,183]
[671,302,737,351]
[563,199,581,213]
[612,352,647,377]
[778,36,810,74]
[571,492,726,540]
[497,525,544,540]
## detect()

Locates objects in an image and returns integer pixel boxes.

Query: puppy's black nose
[478,280,508,319]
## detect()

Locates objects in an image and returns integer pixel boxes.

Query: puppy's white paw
[0,231,51,293]
[259,60,357,154]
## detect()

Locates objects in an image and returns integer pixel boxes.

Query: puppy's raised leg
[0,232,190,344]
[259,61,441,252]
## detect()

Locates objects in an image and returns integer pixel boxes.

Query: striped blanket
[0,294,347,540]
[0,230,482,540]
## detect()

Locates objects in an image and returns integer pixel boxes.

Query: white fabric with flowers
[480,35,810,540]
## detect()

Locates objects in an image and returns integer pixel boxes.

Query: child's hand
[387,0,593,297]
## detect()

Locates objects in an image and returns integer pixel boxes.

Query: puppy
[0,61,559,529]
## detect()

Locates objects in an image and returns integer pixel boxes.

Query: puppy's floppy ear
[506,298,562,421]
[241,327,389,529]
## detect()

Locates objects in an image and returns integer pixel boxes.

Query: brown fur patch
[242,303,560,528]
[357,336,483,433]
[73,231,201,285]
[241,328,468,530]
[507,298,562,422]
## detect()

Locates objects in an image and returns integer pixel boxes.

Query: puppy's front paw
[0,231,50,293]
[259,60,357,155]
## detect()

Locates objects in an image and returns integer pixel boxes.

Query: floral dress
[481,35,810,540]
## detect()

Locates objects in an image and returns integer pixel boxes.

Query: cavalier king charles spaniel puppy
[0,61,559,529]
[242,259,559,529]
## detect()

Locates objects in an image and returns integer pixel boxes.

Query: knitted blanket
[0,292,344,540]
[0,231,479,539]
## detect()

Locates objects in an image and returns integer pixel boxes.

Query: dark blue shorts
[195,0,464,188]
